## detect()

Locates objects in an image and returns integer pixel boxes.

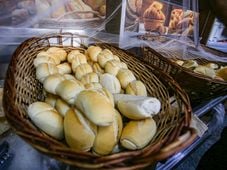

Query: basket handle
[153,127,197,161]
[56,10,104,21]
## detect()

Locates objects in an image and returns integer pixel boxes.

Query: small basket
[3,33,196,169]
[142,46,227,106]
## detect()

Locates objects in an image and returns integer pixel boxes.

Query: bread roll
[36,63,59,83]
[125,80,147,96]
[104,60,122,76]
[71,54,87,72]
[75,90,115,126]
[55,98,71,117]
[56,79,85,105]
[99,73,121,94]
[182,60,198,69]
[97,88,115,107]
[97,49,114,68]
[37,51,61,65]
[75,63,93,80]
[93,110,122,155]
[120,118,157,150]
[205,63,219,69]
[116,69,136,89]
[216,67,227,81]
[194,66,216,78]
[87,46,102,62]
[34,55,56,67]
[27,102,64,140]
[64,108,97,152]
[114,94,161,119]
[67,50,81,63]
[93,63,104,74]
[113,55,120,62]
[57,63,72,74]
[81,72,99,85]
[45,93,58,107]
[47,47,67,61]
[84,82,103,90]
[63,74,77,81]
[43,74,65,94]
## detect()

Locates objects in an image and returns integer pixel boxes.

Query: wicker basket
[3,33,197,169]
[142,46,227,106]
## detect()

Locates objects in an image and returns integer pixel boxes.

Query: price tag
[190,114,208,137]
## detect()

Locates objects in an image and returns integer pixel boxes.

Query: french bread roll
[36,63,59,83]
[37,51,61,65]
[194,66,216,78]
[97,49,114,68]
[43,73,65,95]
[120,118,157,150]
[34,55,56,67]
[71,54,87,72]
[63,74,77,81]
[84,82,103,90]
[81,72,99,85]
[205,63,219,69]
[114,94,161,119]
[55,98,71,117]
[67,50,81,63]
[93,63,104,74]
[75,90,115,126]
[97,88,115,107]
[56,79,85,105]
[47,47,67,62]
[64,108,97,152]
[93,110,122,155]
[87,46,102,62]
[75,63,93,80]
[125,80,147,96]
[104,60,122,76]
[99,73,121,94]
[116,69,136,89]
[45,93,58,108]
[182,60,198,69]
[27,102,64,140]
[216,67,227,81]
[57,63,72,74]
[113,55,120,62]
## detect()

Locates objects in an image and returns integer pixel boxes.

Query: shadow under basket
[142,47,227,106]
[3,33,197,170]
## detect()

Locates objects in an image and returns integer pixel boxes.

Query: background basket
[142,46,227,106]
[3,33,196,169]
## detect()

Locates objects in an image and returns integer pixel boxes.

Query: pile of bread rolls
[28,45,161,155]
[175,59,227,81]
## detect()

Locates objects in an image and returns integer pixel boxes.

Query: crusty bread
[87,46,102,62]
[57,62,72,74]
[75,63,93,80]
[36,63,59,83]
[97,49,114,68]
[45,93,59,108]
[81,72,99,85]
[75,90,115,126]
[116,69,136,89]
[55,98,71,117]
[56,79,85,105]
[27,102,64,140]
[43,73,65,94]
[93,109,122,155]
[99,73,121,94]
[120,118,157,150]
[64,108,97,152]
[71,53,87,72]
[84,82,103,90]
[47,47,67,62]
[67,50,81,63]
[34,55,56,67]
[114,94,161,119]
[125,80,147,96]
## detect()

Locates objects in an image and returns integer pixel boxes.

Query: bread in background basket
[3,33,197,169]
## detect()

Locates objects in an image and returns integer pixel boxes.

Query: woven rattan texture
[142,47,227,106]
[3,33,196,169]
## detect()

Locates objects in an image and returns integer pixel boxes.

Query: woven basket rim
[3,33,196,169]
